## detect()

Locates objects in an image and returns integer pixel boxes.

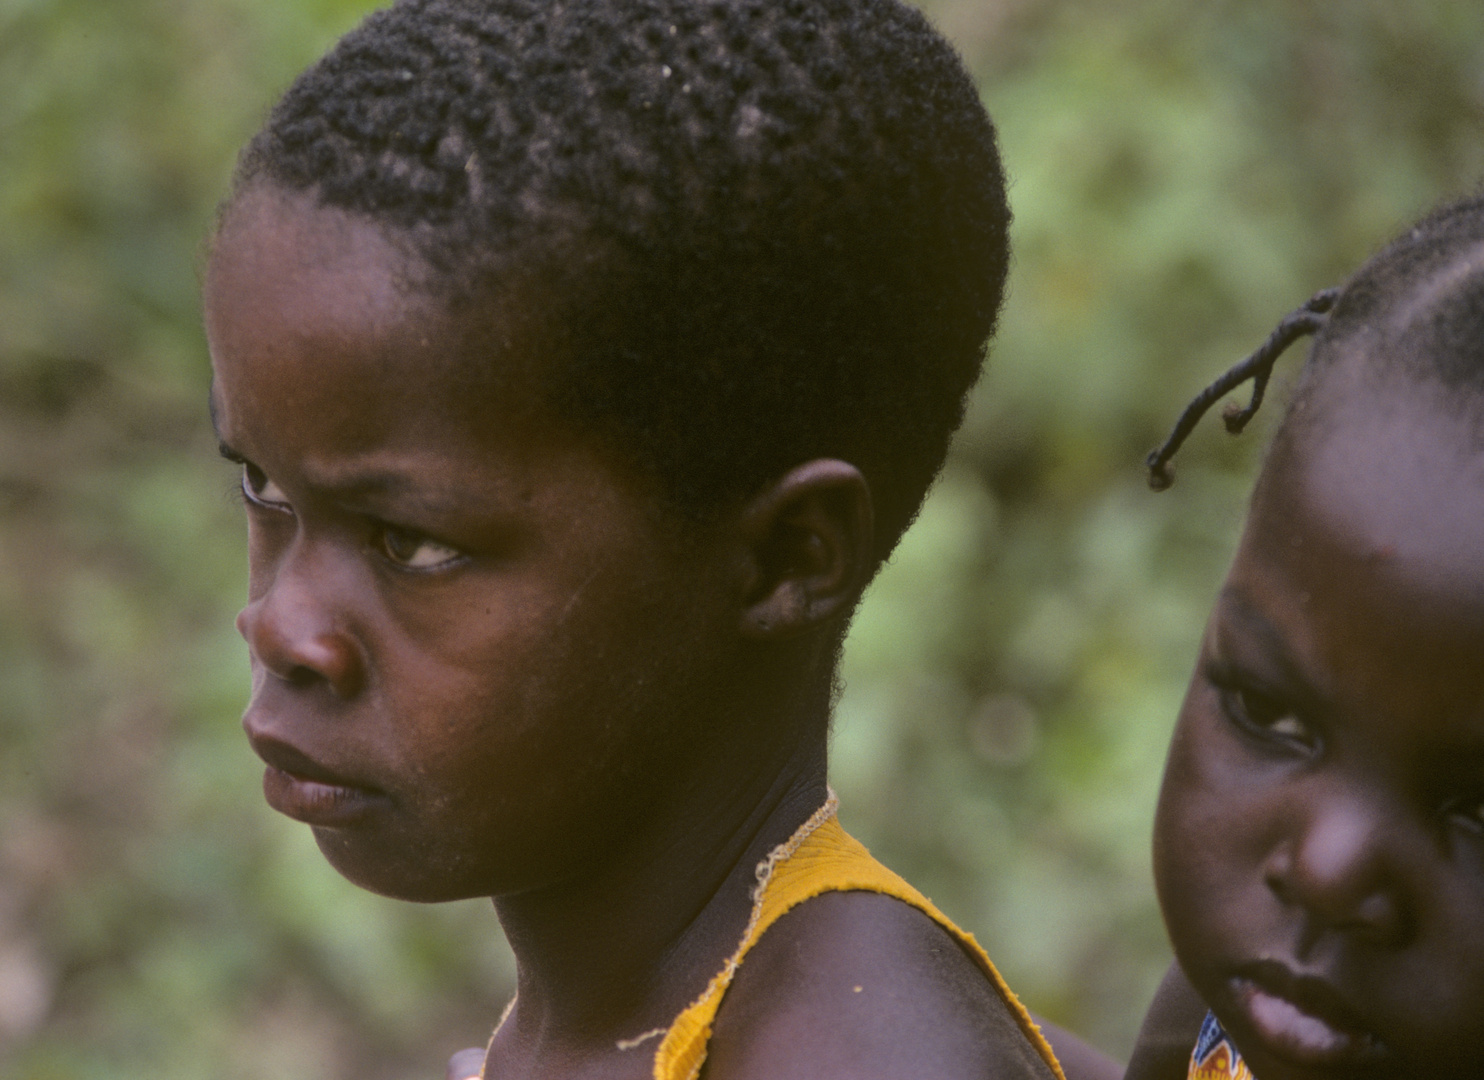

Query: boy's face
[1154,368,1484,1080]
[204,189,739,901]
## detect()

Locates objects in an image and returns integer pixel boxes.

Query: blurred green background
[2,0,1482,1075]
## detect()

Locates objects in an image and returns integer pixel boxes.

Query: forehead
[202,188,690,539]
[1229,367,1484,728]
[1259,365,1484,614]
[207,187,426,351]
[205,188,548,444]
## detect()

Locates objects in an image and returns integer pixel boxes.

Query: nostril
[278,656,364,700]
[285,662,326,689]
[1354,893,1402,938]
[286,631,364,699]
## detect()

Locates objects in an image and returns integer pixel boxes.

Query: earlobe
[737,459,874,639]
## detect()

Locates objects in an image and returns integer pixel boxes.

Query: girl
[1127,196,1484,1080]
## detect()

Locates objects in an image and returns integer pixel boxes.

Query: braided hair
[226,0,1011,562]
[1147,194,1484,490]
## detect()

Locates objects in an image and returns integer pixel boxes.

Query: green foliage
[3,0,1483,1074]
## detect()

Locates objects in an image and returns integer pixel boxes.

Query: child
[201,1,1069,1078]
[1124,196,1484,1080]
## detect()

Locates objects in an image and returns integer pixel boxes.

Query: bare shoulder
[1123,963,1207,1080]
[702,890,1058,1080]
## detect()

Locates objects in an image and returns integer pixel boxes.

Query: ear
[737,459,875,639]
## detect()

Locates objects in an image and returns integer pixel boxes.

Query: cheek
[242,512,293,600]
[360,579,722,896]
[1160,681,1282,838]
[1152,720,1213,924]
[379,554,719,782]
[1153,692,1271,951]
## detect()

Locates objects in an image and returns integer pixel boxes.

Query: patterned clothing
[1188,1011,1254,1080]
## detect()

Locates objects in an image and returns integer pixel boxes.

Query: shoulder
[1123,963,1207,1080]
[702,890,1058,1080]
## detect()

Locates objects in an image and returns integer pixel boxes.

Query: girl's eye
[1448,796,1484,834]
[1219,684,1318,750]
[1266,713,1311,741]
[378,526,463,570]
[242,464,291,511]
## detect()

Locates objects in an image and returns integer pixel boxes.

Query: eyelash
[219,447,277,511]
[1204,658,1484,836]
[224,453,465,572]
[1449,797,1484,833]
[240,463,291,513]
[1209,667,1319,752]
[375,525,465,571]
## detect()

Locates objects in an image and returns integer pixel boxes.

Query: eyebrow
[304,468,418,501]
[208,387,246,467]
[1210,589,1328,708]
[1214,589,1287,653]
[300,458,482,519]
[204,383,483,518]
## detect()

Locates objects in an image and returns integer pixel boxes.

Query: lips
[1229,960,1386,1070]
[247,731,389,827]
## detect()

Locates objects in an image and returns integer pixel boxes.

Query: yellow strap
[651,803,1066,1080]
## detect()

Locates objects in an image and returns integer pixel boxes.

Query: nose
[1265,788,1412,947]
[236,543,365,699]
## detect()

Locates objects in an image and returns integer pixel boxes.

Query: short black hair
[228,0,1011,561]
[1147,193,1484,489]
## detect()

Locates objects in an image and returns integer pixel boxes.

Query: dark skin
[1128,363,1484,1080]
[1031,1022,1121,1080]
[205,186,1058,1080]
[1121,964,1209,1080]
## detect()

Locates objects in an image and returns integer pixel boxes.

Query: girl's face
[204,188,740,902]
[1154,369,1484,1080]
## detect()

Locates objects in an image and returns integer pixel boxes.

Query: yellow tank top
[650,795,1065,1080]
[477,796,1065,1080]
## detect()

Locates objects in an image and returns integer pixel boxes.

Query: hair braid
[1146,287,1341,491]
[1147,192,1484,493]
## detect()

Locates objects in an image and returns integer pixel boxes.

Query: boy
[203,1,1068,1076]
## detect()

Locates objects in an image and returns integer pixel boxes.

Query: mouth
[247,732,389,828]
[1229,960,1386,1070]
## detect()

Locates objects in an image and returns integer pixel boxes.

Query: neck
[488,658,833,1069]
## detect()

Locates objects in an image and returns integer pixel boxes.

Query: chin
[311,828,500,903]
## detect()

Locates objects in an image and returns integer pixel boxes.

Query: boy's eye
[378,525,463,570]
[242,463,292,511]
